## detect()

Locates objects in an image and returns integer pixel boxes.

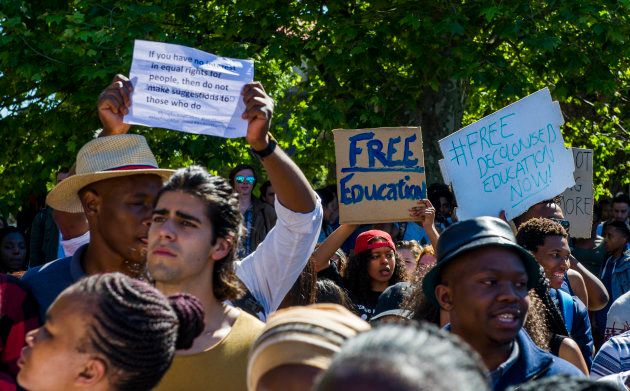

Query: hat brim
[46,169,175,213]
[422,238,541,305]
[370,309,413,322]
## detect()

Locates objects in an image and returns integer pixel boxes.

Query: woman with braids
[524,269,589,374]
[344,230,408,320]
[516,217,594,369]
[17,273,204,391]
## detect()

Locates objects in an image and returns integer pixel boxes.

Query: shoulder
[22,257,72,281]
[235,309,265,331]
[546,355,585,377]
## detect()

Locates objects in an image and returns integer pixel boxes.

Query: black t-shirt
[354,290,382,321]
[317,262,344,287]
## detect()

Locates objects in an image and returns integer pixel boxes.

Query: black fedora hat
[422,216,541,304]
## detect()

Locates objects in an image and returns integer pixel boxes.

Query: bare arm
[311,224,358,272]
[569,254,609,311]
[559,337,589,375]
[409,199,440,249]
[242,82,316,213]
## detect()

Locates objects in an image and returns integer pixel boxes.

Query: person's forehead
[541,235,569,248]
[613,202,629,210]
[448,247,526,276]
[236,168,254,176]
[155,190,208,219]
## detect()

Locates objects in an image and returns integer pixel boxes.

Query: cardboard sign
[124,40,254,138]
[438,88,575,220]
[333,127,426,224]
[559,148,594,238]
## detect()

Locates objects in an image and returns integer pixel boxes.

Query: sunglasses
[235,175,255,184]
[549,218,570,231]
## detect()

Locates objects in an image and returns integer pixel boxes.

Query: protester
[0,227,28,276]
[315,186,340,243]
[315,322,491,391]
[513,198,609,312]
[315,279,355,312]
[591,330,630,380]
[259,180,275,207]
[143,79,321,390]
[21,133,173,320]
[595,220,630,345]
[369,282,413,324]
[516,218,594,368]
[427,183,457,232]
[0,274,39,390]
[312,224,356,286]
[604,290,630,339]
[16,273,204,391]
[247,304,370,391]
[344,229,407,320]
[524,273,589,374]
[596,194,630,237]
[229,163,276,258]
[397,240,422,276]
[423,217,583,390]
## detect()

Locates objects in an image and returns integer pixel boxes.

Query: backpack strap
[557,289,574,334]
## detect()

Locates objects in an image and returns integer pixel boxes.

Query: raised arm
[241,82,316,213]
[569,254,609,311]
[410,199,440,249]
[311,224,358,272]
[97,74,133,136]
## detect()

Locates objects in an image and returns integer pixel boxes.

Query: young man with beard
[423,216,583,391]
[146,82,321,390]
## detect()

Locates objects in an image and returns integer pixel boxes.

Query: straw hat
[46,135,174,213]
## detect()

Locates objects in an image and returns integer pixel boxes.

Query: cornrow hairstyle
[315,322,490,391]
[228,163,258,188]
[344,242,408,307]
[66,273,204,391]
[158,166,245,301]
[516,217,568,253]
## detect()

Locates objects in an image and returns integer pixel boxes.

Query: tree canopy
[1,0,629,218]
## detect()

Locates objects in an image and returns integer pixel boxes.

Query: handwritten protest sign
[438,88,575,220]
[559,148,594,238]
[124,40,254,138]
[333,127,426,224]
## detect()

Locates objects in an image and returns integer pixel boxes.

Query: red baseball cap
[354,230,396,255]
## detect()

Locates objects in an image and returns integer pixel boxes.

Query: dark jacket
[29,207,59,268]
[494,330,584,391]
[249,198,277,252]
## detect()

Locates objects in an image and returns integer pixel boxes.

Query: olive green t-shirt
[155,311,264,391]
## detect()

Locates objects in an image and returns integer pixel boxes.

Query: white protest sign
[559,148,594,238]
[438,88,575,220]
[124,40,254,138]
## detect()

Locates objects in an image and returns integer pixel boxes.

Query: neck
[155,268,229,348]
[613,247,625,258]
[370,280,389,292]
[82,235,144,278]
[239,194,252,210]
[452,325,515,371]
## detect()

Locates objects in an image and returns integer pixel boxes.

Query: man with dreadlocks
[516,218,594,369]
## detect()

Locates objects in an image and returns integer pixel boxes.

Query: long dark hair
[344,248,407,305]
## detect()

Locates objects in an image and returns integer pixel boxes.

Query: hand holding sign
[439,88,575,220]
[123,40,254,138]
[242,82,274,150]
[98,74,134,136]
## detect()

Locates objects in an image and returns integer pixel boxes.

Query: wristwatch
[250,138,277,160]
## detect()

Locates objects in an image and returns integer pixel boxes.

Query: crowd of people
[0,75,629,390]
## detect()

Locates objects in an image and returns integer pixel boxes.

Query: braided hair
[67,273,205,391]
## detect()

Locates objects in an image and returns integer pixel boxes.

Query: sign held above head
[333,127,426,224]
[123,39,254,138]
[439,87,575,221]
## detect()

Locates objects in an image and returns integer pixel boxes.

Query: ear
[210,236,233,261]
[76,357,107,387]
[80,188,101,217]
[435,283,454,311]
